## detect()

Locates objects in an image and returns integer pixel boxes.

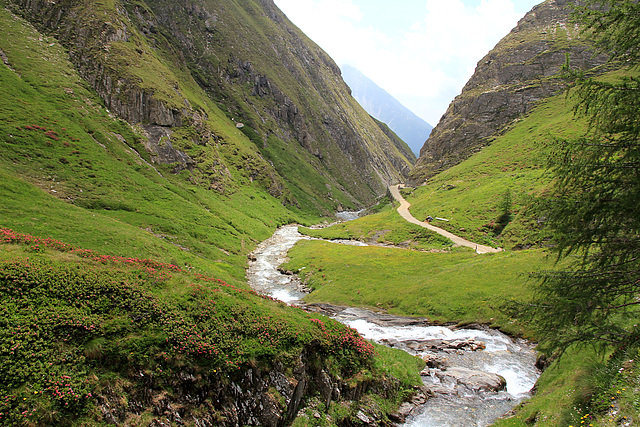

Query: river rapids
[247,225,540,426]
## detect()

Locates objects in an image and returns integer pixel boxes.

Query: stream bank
[247,225,540,426]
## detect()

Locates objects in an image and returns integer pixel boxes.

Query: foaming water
[247,224,367,301]
[335,210,365,222]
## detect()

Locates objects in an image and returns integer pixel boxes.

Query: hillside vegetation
[406,91,586,250]
[0,229,426,425]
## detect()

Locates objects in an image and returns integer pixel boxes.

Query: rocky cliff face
[97,347,403,427]
[409,0,608,185]
[8,0,414,210]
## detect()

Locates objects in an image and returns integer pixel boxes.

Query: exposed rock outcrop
[142,125,195,172]
[409,0,609,184]
[7,0,190,128]
[145,0,415,196]
[95,348,404,426]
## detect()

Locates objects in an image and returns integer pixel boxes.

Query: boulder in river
[423,353,449,369]
[404,338,486,352]
[430,367,507,392]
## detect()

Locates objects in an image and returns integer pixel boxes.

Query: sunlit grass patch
[284,240,551,335]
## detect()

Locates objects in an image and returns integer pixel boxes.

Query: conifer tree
[534,0,640,353]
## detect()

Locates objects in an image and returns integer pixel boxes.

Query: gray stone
[434,367,507,392]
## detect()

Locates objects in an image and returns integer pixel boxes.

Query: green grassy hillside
[0,2,313,284]
[406,92,589,250]
[5,0,414,217]
[300,202,454,251]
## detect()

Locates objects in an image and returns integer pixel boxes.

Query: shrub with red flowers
[1,228,74,252]
[19,124,62,142]
[309,318,375,366]
[0,229,379,424]
[0,228,182,277]
[44,130,60,141]
[44,373,92,412]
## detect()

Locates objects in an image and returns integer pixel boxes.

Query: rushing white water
[246,223,540,426]
[333,309,539,426]
[335,210,366,222]
[247,225,367,301]
[246,226,311,302]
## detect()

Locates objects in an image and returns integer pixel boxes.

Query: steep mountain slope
[6,0,414,213]
[342,65,431,157]
[409,0,608,184]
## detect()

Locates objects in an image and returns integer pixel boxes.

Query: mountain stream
[247,224,539,426]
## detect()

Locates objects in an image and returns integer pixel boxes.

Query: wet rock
[389,387,430,422]
[423,383,457,396]
[277,267,293,275]
[302,304,440,330]
[422,353,449,369]
[535,353,551,371]
[404,338,486,352]
[433,367,507,392]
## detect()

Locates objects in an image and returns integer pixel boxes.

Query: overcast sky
[273,0,543,125]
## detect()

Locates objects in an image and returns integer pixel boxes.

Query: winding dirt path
[389,185,502,254]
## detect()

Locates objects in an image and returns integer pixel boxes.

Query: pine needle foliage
[533,0,640,353]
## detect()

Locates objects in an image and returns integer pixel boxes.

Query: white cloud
[274,0,537,125]
[274,0,385,66]
[388,0,525,123]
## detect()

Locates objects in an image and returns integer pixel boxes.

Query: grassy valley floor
[283,240,544,335]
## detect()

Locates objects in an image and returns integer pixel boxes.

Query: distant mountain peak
[342,65,432,157]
